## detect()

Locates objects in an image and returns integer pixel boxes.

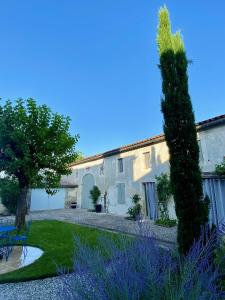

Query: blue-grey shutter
[117,183,125,204]
[118,159,123,173]
[144,152,150,169]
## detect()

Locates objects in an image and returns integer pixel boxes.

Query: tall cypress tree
[157,7,208,254]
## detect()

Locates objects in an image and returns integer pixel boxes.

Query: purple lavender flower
[58,223,225,300]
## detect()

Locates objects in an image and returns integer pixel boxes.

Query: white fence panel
[30,189,66,211]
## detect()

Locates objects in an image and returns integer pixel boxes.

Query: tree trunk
[15,187,28,230]
[26,189,32,213]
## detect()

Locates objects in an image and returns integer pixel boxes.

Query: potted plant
[90,186,101,213]
[127,194,142,220]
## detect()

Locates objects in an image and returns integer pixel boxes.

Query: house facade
[62,115,225,219]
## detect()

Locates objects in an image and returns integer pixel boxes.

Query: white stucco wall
[198,125,225,172]
[62,123,225,219]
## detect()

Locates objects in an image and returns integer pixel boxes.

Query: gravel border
[0,275,65,300]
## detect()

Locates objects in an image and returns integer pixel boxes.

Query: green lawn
[0,220,117,283]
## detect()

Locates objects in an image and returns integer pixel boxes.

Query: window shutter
[143,152,150,169]
[118,158,123,173]
[117,183,125,204]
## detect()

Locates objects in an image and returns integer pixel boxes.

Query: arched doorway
[81,174,95,209]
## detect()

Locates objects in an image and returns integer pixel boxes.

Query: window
[118,158,123,173]
[143,152,150,169]
[117,183,125,204]
[100,162,104,175]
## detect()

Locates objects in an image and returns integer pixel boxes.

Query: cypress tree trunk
[157,7,208,254]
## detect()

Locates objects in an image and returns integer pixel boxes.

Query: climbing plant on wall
[155,173,172,220]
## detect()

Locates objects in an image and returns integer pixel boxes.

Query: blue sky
[0,1,224,156]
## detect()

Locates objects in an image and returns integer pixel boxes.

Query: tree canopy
[0,98,79,227]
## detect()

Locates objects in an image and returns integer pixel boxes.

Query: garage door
[30,188,66,211]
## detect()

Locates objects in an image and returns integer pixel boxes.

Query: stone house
[1,114,224,219]
[62,114,225,220]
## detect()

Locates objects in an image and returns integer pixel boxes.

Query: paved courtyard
[1,208,177,244]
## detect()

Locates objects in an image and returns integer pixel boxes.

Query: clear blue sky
[0,1,224,156]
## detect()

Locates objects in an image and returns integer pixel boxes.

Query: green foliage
[0,178,19,215]
[0,99,79,227]
[90,185,101,205]
[76,151,85,161]
[155,218,177,227]
[127,194,142,220]
[157,7,209,254]
[156,173,172,220]
[215,158,225,176]
[0,99,79,189]
[0,98,79,190]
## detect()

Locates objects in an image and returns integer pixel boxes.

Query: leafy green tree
[0,99,79,229]
[157,7,208,254]
[155,173,172,220]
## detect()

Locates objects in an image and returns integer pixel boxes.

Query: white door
[81,174,95,209]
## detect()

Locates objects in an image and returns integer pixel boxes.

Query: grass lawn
[0,220,118,283]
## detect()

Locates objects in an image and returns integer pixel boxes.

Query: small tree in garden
[155,173,171,220]
[127,194,142,220]
[215,158,225,176]
[157,7,209,254]
[0,99,79,229]
[90,185,101,207]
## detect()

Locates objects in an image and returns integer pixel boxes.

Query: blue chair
[0,233,8,239]
[0,221,15,260]
[0,236,12,261]
[10,220,32,256]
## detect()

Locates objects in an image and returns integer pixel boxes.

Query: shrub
[215,158,225,176]
[155,218,177,227]
[0,178,19,215]
[58,224,224,300]
[127,194,142,220]
[90,185,101,206]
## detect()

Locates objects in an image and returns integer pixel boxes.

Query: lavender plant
[58,224,224,300]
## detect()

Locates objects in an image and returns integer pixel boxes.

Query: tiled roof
[71,114,225,166]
